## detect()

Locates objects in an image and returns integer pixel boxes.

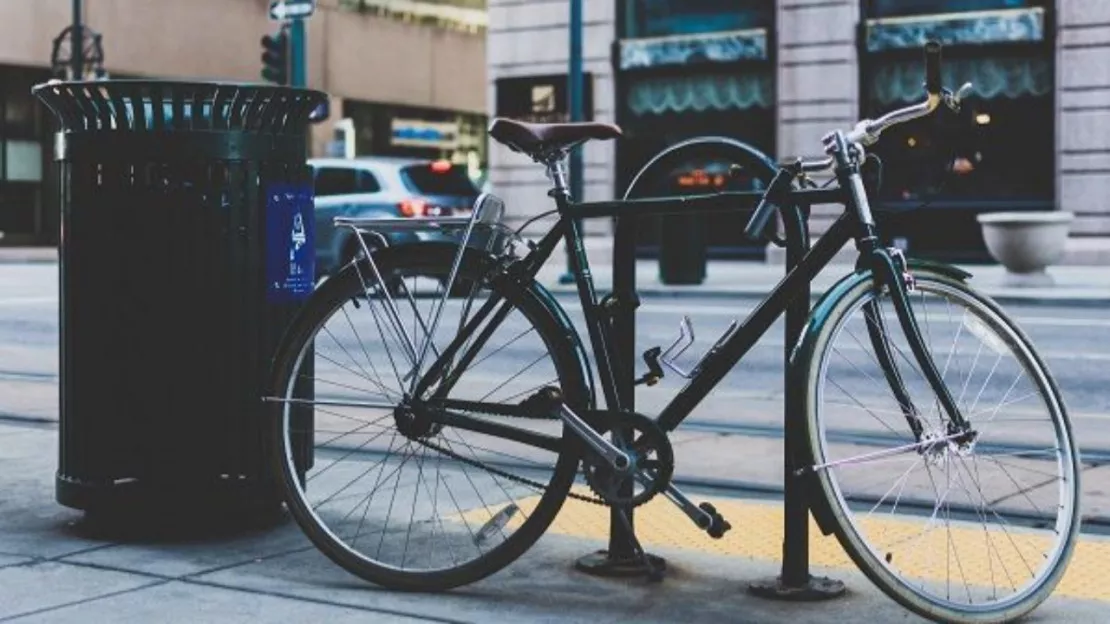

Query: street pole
[289,17,306,88]
[558,0,584,284]
[71,0,83,80]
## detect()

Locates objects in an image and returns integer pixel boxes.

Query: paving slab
[0,554,34,568]
[2,421,1109,622]
[7,578,432,624]
[192,531,1104,624]
[0,561,159,621]
[0,425,98,560]
[58,520,317,580]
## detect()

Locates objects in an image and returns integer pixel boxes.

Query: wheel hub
[920,427,979,464]
[394,402,442,440]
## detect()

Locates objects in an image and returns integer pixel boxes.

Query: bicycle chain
[413,394,607,505]
[413,436,608,506]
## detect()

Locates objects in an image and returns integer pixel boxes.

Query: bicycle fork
[867,247,976,445]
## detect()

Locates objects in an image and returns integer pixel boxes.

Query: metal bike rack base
[575,551,667,578]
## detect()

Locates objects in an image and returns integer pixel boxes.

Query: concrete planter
[976,211,1073,287]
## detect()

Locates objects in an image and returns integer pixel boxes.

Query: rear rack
[333,192,524,394]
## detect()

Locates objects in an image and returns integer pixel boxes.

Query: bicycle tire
[800,268,1081,624]
[266,242,591,591]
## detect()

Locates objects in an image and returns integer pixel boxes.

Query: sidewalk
[3,241,1107,305]
[533,236,1110,307]
[2,419,1107,623]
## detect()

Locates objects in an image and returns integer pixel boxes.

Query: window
[401,163,478,197]
[314,167,358,196]
[5,140,42,182]
[625,0,772,39]
[356,170,381,193]
[860,1,1053,203]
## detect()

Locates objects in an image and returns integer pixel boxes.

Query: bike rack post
[749,201,846,600]
[575,210,665,577]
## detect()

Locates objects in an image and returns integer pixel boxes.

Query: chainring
[582,411,674,508]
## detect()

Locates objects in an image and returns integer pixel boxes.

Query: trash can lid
[32,79,328,135]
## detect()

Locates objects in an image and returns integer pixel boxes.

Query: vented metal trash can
[33,80,326,517]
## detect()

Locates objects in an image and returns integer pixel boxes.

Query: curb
[3,252,1105,307]
[0,253,57,264]
[545,284,1110,308]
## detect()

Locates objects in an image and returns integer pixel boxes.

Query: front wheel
[802,269,1081,623]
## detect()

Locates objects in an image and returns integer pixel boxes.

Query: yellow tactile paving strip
[456,487,1110,602]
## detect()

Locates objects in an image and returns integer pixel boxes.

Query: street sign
[269,0,315,21]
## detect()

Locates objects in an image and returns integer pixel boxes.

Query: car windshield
[401,162,479,196]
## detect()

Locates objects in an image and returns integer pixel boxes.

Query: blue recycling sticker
[265,182,316,302]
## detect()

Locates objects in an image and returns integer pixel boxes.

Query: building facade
[0,0,488,246]
[487,0,1110,264]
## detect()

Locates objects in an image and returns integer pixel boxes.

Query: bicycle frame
[406,153,972,455]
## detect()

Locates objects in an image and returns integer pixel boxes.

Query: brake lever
[942,82,974,112]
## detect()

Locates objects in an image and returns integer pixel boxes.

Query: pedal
[634,346,665,386]
[698,502,732,539]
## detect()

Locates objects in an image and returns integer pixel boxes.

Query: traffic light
[260,27,289,85]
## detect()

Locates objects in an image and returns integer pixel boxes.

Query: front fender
[794,257,971,367]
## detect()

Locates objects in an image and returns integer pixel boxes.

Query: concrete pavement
[2,419,1109,624]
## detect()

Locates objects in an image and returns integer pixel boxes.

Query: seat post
[543,150,571,199]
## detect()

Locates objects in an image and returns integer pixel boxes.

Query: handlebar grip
[924,40,942,95]
[744,197,777,242]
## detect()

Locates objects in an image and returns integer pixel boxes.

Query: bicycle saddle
[488,117,622,158]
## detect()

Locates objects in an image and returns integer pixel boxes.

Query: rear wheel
[803,270,1081,623]
[266,243,589,591]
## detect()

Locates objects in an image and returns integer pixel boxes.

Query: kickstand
[613,505,665,582]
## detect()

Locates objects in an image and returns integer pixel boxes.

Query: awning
[627,72,773,116]
[864,7,1045,52]
[618,28,768,70]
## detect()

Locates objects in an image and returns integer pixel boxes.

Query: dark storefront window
[0,65,53,245]
[860,0,1054,261]
[617,2,776,259]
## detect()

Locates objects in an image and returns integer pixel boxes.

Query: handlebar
[743,40,971,242]
[924,40,942,95]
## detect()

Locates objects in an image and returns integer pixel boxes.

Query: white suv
[309,156,481,277]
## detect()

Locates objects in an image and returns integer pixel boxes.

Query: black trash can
[33,80,326,518]
[658,213,706,285]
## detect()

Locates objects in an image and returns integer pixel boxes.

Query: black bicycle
[264,42,1080,624]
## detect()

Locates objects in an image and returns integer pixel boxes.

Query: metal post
[289,17,306,88]
[574,190,664,578]
[558,0,584,285]
[71,0,83,80]
[750,203,845,600]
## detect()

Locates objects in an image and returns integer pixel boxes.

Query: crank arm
[661,483,714,530]
[551,401,631,472]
